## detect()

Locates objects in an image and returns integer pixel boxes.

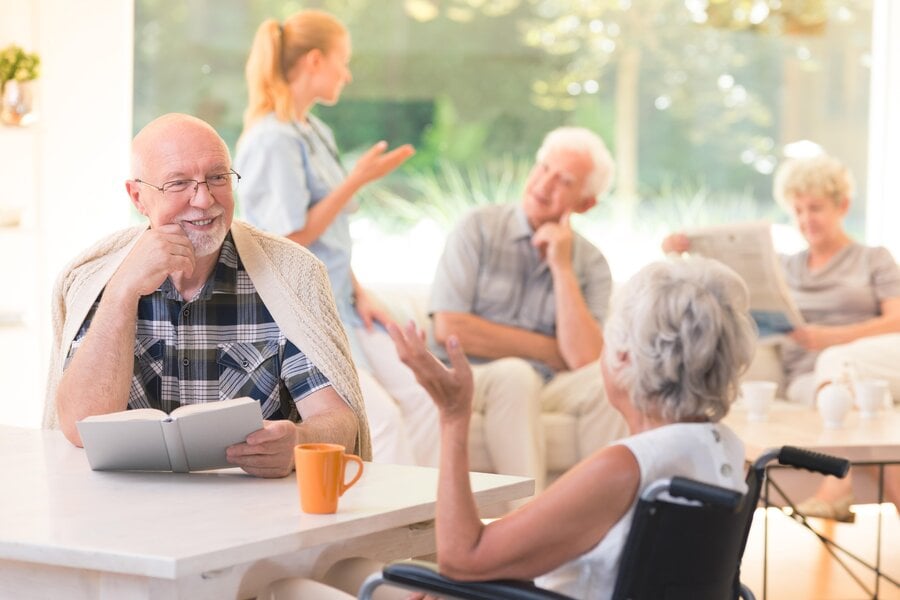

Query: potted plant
[0,44,41,126]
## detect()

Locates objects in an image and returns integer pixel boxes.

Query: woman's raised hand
[349,140,415,186]
[387,321,473,422]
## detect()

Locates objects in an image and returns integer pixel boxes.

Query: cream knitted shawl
[42,220,372,460]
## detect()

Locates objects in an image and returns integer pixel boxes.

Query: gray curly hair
[602,257,757,422]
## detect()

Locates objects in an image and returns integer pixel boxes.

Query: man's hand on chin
[532,211,574,269]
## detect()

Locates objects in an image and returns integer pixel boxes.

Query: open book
[682,221,804,340]
[76,397,264,472]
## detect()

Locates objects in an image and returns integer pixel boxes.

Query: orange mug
[294,443,364,514]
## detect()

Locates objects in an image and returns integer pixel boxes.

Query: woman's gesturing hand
[349,140,415,186]
[387,321,473,422]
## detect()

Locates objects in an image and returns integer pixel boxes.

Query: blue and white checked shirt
[65,233,331,420]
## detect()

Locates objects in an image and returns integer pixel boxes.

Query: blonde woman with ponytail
[235,11,437,468]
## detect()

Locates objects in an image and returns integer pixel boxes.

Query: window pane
[134,0,872,280]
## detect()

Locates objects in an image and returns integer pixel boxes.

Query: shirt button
[720,464,732,477]
[711,429,722,443]
[182,308,190,318]
[241,360,250,368]
[182,358,190,367]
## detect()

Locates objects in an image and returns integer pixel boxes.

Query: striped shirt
[65,233,331,420]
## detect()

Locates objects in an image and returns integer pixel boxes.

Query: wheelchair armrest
[776,446,850,478]
[359,560,573,600]
[643,477,743,510]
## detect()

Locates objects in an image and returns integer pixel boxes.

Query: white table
[0,426,533,599]
[724,401,900,464]
[724,402,900,599]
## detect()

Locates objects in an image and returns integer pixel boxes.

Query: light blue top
[234,113,365,358]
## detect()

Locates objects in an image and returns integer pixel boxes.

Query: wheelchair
[358,446,849,600]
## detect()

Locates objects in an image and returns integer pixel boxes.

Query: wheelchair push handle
[663,477,743,510]
[778,446,850,478]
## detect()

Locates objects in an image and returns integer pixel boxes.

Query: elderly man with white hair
[428,126,627,492]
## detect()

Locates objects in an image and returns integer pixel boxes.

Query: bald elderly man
[47,113,370,476]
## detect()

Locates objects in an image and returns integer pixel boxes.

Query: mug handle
[340,454,364,495]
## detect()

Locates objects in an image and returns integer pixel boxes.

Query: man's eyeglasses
[134,169,241,202]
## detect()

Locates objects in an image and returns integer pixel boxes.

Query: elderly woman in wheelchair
[384,256,757,598]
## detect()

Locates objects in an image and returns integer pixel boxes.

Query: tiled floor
[741,504,900,599]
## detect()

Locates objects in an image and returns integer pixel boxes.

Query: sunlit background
[133,0,871,282]
[2,0,898,428]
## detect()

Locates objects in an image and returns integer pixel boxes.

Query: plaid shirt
[65,233,331,420]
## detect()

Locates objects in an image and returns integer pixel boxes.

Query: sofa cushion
[468,411,580,475]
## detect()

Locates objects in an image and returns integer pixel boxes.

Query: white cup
[741,380,777,422]
[853,379,889,419]
[817,383,853,429]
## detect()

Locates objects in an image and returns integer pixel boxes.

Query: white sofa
[370,283,789,481]
[370,283,583,479]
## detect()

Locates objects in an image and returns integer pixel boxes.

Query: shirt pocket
[133,336,164,379]
[474,270,518,316]
[217,340,281,405]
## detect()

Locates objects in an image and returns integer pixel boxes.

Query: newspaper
[682,221,804,340]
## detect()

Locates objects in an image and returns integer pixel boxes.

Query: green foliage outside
[133,0,872,242]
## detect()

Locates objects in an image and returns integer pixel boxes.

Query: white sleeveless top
[535,422,746,599]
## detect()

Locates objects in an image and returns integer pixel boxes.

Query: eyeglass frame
[133,168,241,201]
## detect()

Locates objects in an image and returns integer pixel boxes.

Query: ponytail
[241,10,347,133]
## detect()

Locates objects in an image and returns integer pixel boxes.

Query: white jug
[816,383,853,429]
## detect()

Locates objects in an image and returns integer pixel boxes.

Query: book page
[683,221,804,338]
[174,397,264,471]
[78,408,168,422]
[77,419,172,471]
[76,398,264,472]
[169,396,257,418]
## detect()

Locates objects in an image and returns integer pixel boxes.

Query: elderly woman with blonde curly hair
[387,256,756,599]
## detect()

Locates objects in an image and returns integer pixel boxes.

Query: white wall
[36,0,134,280]
[0,0,133,428]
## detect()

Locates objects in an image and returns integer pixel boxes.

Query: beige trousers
[472,358,628,493]
[786,334,900,405]
[355,326,440,466]
[256,578,355,600]
[257,558,409,599]
[471,358,546,489]
[541,359,630,459]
